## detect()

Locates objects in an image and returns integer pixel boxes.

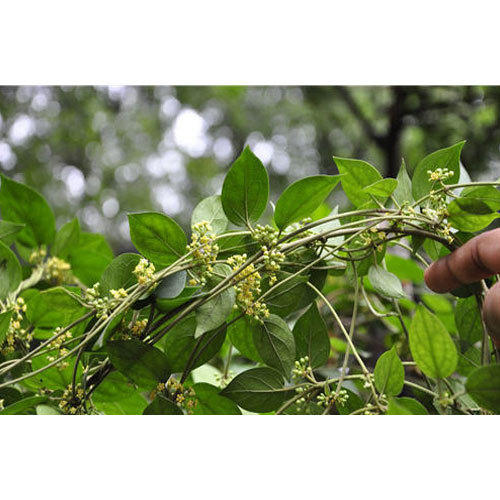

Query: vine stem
[307,282,383,412]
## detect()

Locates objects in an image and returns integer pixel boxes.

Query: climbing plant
[1,141,500,415]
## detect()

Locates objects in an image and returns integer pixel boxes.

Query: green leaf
[21,353,83,392]
[0,174,56,247]
[447,198,499,232]
[68,232,113,286]
[155,286,198,313]
[92,372,148,415]
[460,185,500,211]
[292,303,330,369]
[26,287,86,328]
[368,265,406,300]
[0,240,21,299]
[455,296,483,345]
[411,141,465,201]
[409,306,458,378]
[160,315,226,373]
[333,157,382,208]
[374,347,404,396]
[221,146,269,227]
[385,254,424,284]
[195,263,235,338]
[155,271,186,299]
[100,253,141,296]
[466,365,500,413]
[362,178,398,198]
[456,346,481,377]
[36,405,61,415]
[264,273,309,317]
[106,339,171,389]
[274,175,340,230]
[311,205,344,247]
[253,314,295,377]
[0,395,49,415]
[0,220,25,246]
[128,212,187,268]
[191,195,228,234]
[53,218,80,259]
[220,367,293,413]
[192,383,242,415]
[386,397,428,415]
[393,159,414,206]
[227,314,262,362]
[423,238,444,261]
[0,309,13,345]
[143,395,183,415]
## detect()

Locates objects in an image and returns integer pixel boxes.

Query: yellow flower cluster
[130,318,148,337]
[227,254,269,322]
[47,326,73,370]
[134,258,156,286]
[252,225,285,286]
[262,246,285,286]
[252,224,279,247]
[360,227,386,253]
[188,221,219,286]
[59,384,85,414]
[440,222,454,244]
[29,246,47,265]
[44,256,71,284]
[110,288,128,300]
[1,297,30,355]
[427,167,454,182]
[150,378,198,414]
[84,284,129,320]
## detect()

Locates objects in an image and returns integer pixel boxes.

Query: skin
[424,228,500,346]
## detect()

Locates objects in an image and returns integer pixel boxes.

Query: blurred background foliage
[1,86,500,252]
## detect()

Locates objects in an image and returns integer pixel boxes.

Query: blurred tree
[1,86,500,251]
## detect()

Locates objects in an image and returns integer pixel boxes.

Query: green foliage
[221,146,269,227]
[454,296,483,346]
[0,173,56,248]
[26,288,85,328]
[386,397,428,415]
[194,264,235,338]
[465,365,500,413]
[1,141,500,415]
[191,383,241,415]
[411,141,464,200]
[191,195,229,235]
[334,157,382,207]
[274,175,340,230]
[100,253,141,295]
[292,303,330,369]
[374,347,404,396]
[409,306,458,379]
[0,240,21,299]
[106,340,171,390]
[128,212,187,268]
[252,314,295,377]
[143,395,183,415]
[368,265,406,300]
[221,367,292,412]
[362,178,398,198]
[393,159,414,206]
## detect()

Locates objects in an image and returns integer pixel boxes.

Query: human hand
[425,228,500,346]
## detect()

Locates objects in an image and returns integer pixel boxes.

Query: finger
[424,228,500,293]
[483,281,500,347]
